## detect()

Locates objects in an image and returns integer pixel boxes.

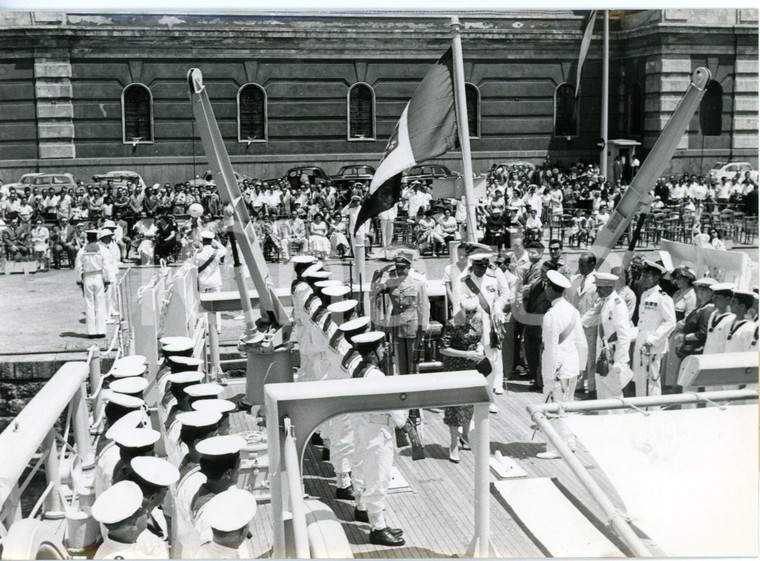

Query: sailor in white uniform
[91,481,168,559]
[129,456,180,547]
[702,283,736,354]
[582,272,633,402]
[196,488,258,559]
[631,261,676,397]
[537,270,588,459]
[724,290,757,353]
[350,331,407,547]
[194,230,228,327]
[75,229,113,338]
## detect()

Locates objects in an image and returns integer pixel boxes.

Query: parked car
[92,171,147,190]
[331,165,375,188]
[271,166,331,189]
[402,164,464,199]
[709,162,758,183]
[8,173,77,194]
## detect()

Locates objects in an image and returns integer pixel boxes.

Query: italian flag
[354,47,458,234]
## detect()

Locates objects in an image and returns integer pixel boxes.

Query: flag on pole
[354,48,458,234]
[575,10,598,97]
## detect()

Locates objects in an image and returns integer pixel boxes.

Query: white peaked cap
[91,481,143,525]
[130,456,180,487]
[203,488,257,531]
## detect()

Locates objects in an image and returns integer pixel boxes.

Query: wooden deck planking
[220,377,629,558]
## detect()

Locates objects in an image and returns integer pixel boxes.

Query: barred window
[122,84,153,144]
[465,83,480,138]
[238,84,267,142]
[554,83,577,136]
[700,80,723,136]
[348,83,375,140]
[628,82,643,137]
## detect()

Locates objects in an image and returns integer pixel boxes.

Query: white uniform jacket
[636,286,676,355]
[194,243,227,290]
[541,297,588,380]
[703,310,735,354]
[583,292,633,364]
[724,319,757,354]
[455,269,509,347]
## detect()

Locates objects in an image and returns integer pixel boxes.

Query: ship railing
[0,361,94,539]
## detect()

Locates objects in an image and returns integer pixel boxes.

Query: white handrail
[0,362,89,509]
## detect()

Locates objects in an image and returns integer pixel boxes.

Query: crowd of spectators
[1,158,757,269]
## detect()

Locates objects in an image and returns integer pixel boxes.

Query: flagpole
[450,16,478,243]
[600,10,609,179]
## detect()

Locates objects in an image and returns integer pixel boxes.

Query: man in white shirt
[569,253,599,396]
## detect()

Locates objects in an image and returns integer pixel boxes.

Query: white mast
[601,10,609,179]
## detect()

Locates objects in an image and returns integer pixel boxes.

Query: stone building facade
[0,9,756,184]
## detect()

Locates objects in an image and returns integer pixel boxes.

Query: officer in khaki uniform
[631,260,676,397]
[373,250,430,376]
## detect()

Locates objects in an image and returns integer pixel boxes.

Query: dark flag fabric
[354,47,458,234]
[575,10,598,97]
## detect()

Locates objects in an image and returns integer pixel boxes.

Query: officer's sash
[464,276,491,315]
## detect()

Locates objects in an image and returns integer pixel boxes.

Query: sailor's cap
[160,336,193,347]
[641,260,667,275]
[694,277,717,287]
[200,230,215,240]
[468,252,493,265]
[192,399,237,415]
[104,390,144,410]
[130,456,180,488]
[203,488,257,532]
[113,427,160,451]
[196,435,247,458]
[110,362,148,378]
[105,410,147,440]
[338,316,370,342]
[710,282,735,295]
[327,299,358,315]
[167,371,205,385]
[546,270,572,289]
[86,229,99,236]
[593,272,618,287]
[302,264,329,279]
[168,355,204,368]
[314,279,341,289]
[108,377,149,396]
[91,481,143,525]
[352,330,385,355]
[183,383,224,399]
[113,355,146,369]
[321,285,351,298]
[291,255,317,265]
[731,289,756,305]
[177,410,222,429]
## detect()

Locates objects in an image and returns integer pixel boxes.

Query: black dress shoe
[370,527,405,547]
[336,485,354,501]
[387,527,404,537]
[354,508,370,523]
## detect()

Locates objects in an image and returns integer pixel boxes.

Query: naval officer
[538,270,587,459]
[631,260,676,397]
[455,252,509,412]
[582,272,633,402]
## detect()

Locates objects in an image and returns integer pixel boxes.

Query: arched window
[238,83,267,142]
[554,83,577,137]
[628,82,643,137]
[465,83,480,139]
[347,83,375,141]
[121,84,153,144]
[700,80,723,136]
